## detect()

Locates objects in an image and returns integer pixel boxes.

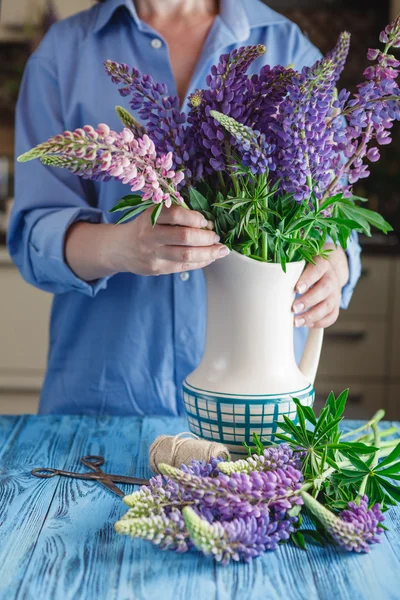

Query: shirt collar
[93,0,140,34]
[93,0,284,38]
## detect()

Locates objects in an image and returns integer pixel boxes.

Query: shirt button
[180,272,190,282]
[151,38,162,49]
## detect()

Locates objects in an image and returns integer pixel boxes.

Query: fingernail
[219,246,230,257]
[201,219,208,228]
[295,317,305,328]
[215,235,220,243]
[297,283,307,294]
[293,302,304,314]
[207,221,214,230]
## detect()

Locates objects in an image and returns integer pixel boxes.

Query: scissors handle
[31,468,60,479]
[80,455,105,469]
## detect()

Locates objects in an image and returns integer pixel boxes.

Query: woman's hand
[106,205,228,276]
[292,244,350,329]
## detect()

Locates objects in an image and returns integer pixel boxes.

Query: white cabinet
[0,248,51,414]
[315,255,400,420]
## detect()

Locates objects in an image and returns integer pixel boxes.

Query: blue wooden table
[1,415,400,600]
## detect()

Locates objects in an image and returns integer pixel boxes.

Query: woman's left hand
[292,244,350,329]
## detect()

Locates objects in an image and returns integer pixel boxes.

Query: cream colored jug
[183,251,324,454]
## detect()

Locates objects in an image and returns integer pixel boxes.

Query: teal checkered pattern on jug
[182,382,314,451]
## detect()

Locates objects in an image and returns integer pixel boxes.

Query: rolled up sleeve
[8,45,110,296]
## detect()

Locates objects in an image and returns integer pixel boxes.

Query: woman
[8,0,361,415]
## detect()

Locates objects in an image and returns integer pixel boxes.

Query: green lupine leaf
[189,187,211,213]
[376,463,400,476]
[366,476,386,504]
[110,195,144,212]
[115,203,151,224]
[375,476,400,502]
[315,416,343,442]
[301,530,327,547]
[317,193,344,214]
[291,532,306,550]
[376,443,400,470]
[293,399,307,440]
[151,203,163,226]
[334,389,349,418]
[350,206,393,233]
[274,433,298,445]
[282,415,306,443]
[326,443,379,454]
[325,456,340,470]
[338,204,371,235]
[340,453,370,473]
[301,405,317,426]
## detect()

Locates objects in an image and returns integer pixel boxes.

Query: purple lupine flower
[323,17,400,198]
[272,56,337,201]
[18,124,185,208]
[183,507,298,565]
[115,508,192,553]
[325,31,351,83]
[104,60,190,173]
[301,492,384,552]
[219,444,303,475]
[243,65,297,135]
[180,456,224,478]
[186,45,266,176]
[159,463,303,521]
[209,110,276,174]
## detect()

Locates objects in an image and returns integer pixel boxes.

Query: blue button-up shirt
[9,0,361,416]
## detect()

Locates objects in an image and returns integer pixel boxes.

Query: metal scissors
[31,455,149,497]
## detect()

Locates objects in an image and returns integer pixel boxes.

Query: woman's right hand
[106,205,229,276]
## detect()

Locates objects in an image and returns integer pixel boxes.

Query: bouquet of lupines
[115,390,400,564]
[18,18,400,268]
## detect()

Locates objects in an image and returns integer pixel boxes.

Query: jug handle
[299,328,324,385]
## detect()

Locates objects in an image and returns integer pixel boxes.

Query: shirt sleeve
[290,25,362,309]
[8,50,110,296]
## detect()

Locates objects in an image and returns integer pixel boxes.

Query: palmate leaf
[315,416,343,442]
[334,389,349,418]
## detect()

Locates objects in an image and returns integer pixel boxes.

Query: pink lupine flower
[18,124,185,214]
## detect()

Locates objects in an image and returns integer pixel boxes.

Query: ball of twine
[149,432,230,473]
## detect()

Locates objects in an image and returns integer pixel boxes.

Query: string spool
[149,432,230,473]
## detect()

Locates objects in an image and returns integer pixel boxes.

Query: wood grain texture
[0,416,399,600]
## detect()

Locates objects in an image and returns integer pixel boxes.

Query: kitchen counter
[0,415,399,600]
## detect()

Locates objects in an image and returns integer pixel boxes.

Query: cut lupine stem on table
[18,17,400,268]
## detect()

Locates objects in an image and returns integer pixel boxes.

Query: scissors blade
[94,477,125,497]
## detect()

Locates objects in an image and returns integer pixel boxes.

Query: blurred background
[0,0,399,418]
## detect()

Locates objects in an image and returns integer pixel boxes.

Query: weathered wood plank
[15,416,143,600]
[116,416,219,600]
[0,415,82,598]
[0,416,24,457]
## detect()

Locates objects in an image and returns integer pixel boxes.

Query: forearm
[65,221,118,282]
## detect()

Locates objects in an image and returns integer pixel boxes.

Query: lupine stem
[261,194,269,261]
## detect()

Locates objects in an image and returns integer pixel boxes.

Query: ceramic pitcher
[182,251,324,454]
